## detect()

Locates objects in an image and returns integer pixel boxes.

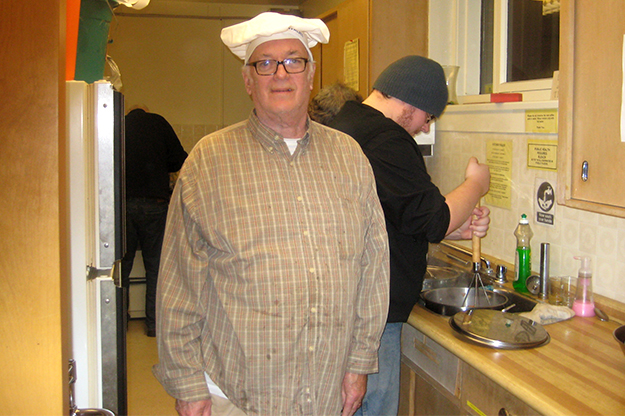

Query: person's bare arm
[444,157,490,235]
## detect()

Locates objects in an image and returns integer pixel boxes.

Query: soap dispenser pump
[572,256,595,317]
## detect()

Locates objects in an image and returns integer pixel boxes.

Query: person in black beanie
[328,55,491,416]
[122,105,188,337]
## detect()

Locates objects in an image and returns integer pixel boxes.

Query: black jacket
[125,108,188,201]
[329,101,450,322]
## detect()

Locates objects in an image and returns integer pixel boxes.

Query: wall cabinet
[400,324,541,416]
[558,0,625,217]
[312,0,428,99]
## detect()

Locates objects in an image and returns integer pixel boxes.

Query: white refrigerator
[66,80,126,416]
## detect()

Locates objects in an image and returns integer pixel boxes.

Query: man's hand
[175,398,212,416]
[464,156,491,196]
[341,372,367,416]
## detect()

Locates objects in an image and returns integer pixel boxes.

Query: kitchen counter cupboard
[399,305,625,416]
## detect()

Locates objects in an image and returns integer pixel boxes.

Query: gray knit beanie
[373,55,448,118]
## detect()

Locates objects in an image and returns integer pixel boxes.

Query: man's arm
[444,157,490,235]
[153,166,212,403]
[346,156,390,372]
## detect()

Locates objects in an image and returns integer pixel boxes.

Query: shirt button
[303,230,309,236]
[309,268,315,274]
[310,307,317,313]
[308,345,315,352]
[297,196,303,201]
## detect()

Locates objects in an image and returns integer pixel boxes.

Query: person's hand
[464,157,490,196]
[447,206,491,240]
[469,205,490,238]
[175,398,212,416]
[341,372,367,416]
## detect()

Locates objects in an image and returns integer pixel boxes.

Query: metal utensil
[460,204,491,309]
[595,307,609,322]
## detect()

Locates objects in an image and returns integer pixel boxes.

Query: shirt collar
[248,110,311,154]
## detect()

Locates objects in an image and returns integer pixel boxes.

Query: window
[481,0,560,95]
[429,0,560,101]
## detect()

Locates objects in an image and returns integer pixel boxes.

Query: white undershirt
[204,372,227,399]
[283,138,299,155]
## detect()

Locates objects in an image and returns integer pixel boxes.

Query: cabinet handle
[581,160,589,181]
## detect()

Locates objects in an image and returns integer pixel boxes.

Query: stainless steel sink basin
[422,259,538,314]
[492,288,538,313]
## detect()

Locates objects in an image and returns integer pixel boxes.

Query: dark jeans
[122,198,169,330]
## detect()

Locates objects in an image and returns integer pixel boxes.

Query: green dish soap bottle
[513,214,533,293]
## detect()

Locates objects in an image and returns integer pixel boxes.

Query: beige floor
[127,319,177,416]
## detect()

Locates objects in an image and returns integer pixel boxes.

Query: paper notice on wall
[344,39,360,92]
[484,140,512,209]
[621,34,625,142]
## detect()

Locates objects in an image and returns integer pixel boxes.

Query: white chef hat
[221,12,330,64]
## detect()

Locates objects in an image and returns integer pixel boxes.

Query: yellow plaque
[484,140,512,209]
[525,109,558,133]
[343,39,360,92]
[528,140,557,171]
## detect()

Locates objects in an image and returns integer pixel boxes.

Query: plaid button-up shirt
[153,112,389,415]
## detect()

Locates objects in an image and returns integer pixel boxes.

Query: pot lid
[450,309,550,349]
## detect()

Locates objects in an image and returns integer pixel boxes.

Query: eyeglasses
[246,58,309,76]
[425,113,437,124]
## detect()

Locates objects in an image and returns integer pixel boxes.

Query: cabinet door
[399,360,464,416]
[460,362,540,416]
[558,0,625,217]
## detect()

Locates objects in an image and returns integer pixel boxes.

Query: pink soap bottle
[572,256,595,317]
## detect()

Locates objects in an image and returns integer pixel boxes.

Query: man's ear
[242,68,254,95]
[307,62,316,90]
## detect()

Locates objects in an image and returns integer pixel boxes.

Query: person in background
[308,81,363,125]
[327,55,491,416]
[122,105,188,337]
[153,12,390,416]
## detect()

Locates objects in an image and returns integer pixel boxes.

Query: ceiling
[166,0,304,6]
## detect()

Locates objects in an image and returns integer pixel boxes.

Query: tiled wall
[428,104,625,304]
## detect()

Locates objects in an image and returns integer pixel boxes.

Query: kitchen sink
[422,258,539,314]
[492,288,538,313]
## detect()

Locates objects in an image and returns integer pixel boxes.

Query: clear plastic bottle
[572,256,595,317]
[513,214,533,293]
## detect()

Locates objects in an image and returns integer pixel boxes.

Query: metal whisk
[461,205,492,309]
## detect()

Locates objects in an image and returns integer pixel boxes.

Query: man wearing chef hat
[153,12,390,416]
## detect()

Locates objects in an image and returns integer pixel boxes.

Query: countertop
[408,246,625,415]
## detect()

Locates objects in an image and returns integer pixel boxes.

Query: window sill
[437,100,559,135]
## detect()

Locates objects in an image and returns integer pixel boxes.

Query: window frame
[429,0,556,103]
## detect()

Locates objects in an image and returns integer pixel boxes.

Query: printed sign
[534,178,556,226]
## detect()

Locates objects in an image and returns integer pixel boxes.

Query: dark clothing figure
[328,100,450,322]
[122,107,188,335]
